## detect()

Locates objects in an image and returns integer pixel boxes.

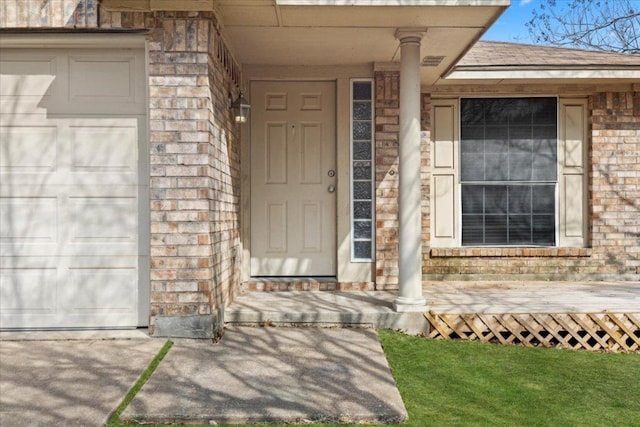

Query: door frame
[240,65,375,284]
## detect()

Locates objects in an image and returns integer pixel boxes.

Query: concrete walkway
[0,326,406,426]
[122,326,407,425]
[0,338,164,427]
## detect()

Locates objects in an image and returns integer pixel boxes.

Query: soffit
[213,0,508,85]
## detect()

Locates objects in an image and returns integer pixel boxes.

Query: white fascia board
[446,68,640,80]
[276,0,510,6]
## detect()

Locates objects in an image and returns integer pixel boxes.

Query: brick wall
[374,68,639,281]
[1,1,243,335]
[0,0,99,27]
[374,71,400,290]
[110,9,242,335]
[589,92,640,277]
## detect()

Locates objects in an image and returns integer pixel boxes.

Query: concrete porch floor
[225,281,640,333]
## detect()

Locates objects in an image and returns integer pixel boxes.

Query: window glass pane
[353,221,372,239]
[354,241,372,259]
[461,99,485,126]
[353,181,372,200]
[484,186,507,214]
[485,125,508,141]
[353,102,372,120]
[508,186,531,213]
[508,99,533,125]
[461,154,485,181]
[353,121,372,140]
[509,153,533,181]
[532,185,555,214]
[461,126,484,144]
[353,82,372,100]
[532,139,557,181]
[509,215,532,244]
[533,215,555,245]
[485,99,510,125]
[485,215,508,244]
[460,97,558,247]
[532,98,557,125]
[353,161,371,180]
[510,125,532,141]
[462,214,484,245]
[353,201,372,219]
[485,153,508,181]
[353,141,371,160]
[462,185,484,214]
[485,138,508,153]
[534,125,556,140]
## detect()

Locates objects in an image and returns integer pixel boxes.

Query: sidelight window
[351,79,375,260]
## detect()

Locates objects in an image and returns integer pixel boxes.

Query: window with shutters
[460,97,558,246]
[430,96,587,249]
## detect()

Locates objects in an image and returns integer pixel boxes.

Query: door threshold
[249,276,337,282]
[241,278,374,293]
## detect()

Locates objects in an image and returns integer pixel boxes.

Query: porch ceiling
[214,0,509,85]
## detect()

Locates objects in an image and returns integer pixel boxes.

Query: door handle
[328,185,336,193]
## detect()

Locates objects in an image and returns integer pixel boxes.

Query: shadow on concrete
[0,339,164,427]
[122,326,407,424]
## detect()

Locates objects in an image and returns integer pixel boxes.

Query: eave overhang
[99,0,510,85]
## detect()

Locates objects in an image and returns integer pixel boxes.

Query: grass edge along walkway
[106,340,173,427]
[106,331,640,427]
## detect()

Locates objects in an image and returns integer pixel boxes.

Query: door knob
[328,185,336,193]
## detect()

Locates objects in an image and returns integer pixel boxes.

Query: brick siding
[374,71,400,289]
[589,92,640,277]
[374,68,640,281]
[1,1,243,334]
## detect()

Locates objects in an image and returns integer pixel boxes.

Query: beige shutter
[559,98,588,247]
[430,99,459,248]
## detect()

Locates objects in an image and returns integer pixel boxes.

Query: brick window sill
[429,247,592,258]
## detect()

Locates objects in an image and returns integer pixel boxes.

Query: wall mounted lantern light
[230,92,250,123]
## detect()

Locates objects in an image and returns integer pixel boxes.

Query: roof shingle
[458,41,640,68]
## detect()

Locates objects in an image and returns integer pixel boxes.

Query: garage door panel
[62,267,137,311]
[69,55,137,102]
[0,197,58,243]
[69,197,137,241]
[0,49,145,116]
[0,125,57,171]
[70,124,137,173]
[0,57,56,97]
[0,256,138,329]
[0,268,57,312]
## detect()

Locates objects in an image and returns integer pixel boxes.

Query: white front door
[0,47,147,329]
[250,81,336,276]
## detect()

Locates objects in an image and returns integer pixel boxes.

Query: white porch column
[394,29,426,311]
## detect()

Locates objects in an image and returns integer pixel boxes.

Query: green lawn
[109,331,640,427]
[379,330,640,427]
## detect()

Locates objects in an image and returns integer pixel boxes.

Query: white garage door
[0,46,148,329]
